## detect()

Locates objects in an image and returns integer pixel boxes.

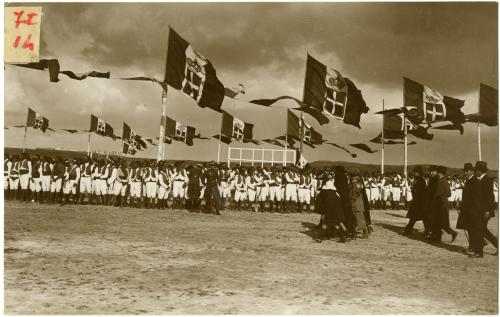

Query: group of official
[403,162,497,258]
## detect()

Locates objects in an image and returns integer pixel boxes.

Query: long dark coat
[334,170,354,230]
[456,176,481,230]
[429,176,451,231]
[406,176,427,221]
[317,189,344,225]
[187,166,202,199]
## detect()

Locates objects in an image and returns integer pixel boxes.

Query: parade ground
[4,201,498,314]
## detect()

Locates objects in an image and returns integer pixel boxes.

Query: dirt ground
[4,201,498,314]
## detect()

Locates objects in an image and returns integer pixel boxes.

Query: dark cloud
[4,2,498,167]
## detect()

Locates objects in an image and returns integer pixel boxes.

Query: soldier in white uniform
[79,157,94,204]
[172,162,188,209]
[268,167,282,212]
[246,168,258,211]
[18,153,32,202]
[62,159,80,205]
[29,155,42,202]
[113,161,129,207]
[381,175,392,209]
[8,156,21,200]
[233,168,247,210]
[40,157,52,203]
[284,167,300,212]
[390,173,402,210]
[95,160,109,205]
[219,164,231,211]
[298,169,312,212]
[143,161,158,208]
[258,167,271,212]
[128,161,142,207]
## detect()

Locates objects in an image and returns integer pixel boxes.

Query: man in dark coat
[404,166,427,235]
[335,165,354,236]
[469,161,498,257]
[204,161,222,215]
[429,166,458,243]
[425,165,438,237]
[187,164,202,212]
[456,163,480,252]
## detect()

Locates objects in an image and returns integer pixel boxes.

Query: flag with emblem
[90,114,114,138]
[378,109,433,140]
[26,108,49,132]
[403,77,465,126]
[301,54,369,128]
[287,110,323,147]
[122,122,147,155]
[220,111,254,144]
[164,116,196,146]
[164,27,225,112]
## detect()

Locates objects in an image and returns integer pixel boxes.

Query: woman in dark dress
[316,171,347,242]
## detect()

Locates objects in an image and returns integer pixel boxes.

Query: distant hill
[4,147,497,176]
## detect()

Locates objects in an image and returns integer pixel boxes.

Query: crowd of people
[3,153,498,254]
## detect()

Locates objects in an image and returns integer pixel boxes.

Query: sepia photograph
[3,1,499,314]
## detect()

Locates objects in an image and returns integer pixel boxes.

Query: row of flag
[10,26,499,160]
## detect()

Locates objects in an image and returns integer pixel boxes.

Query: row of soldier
[4,153,339,214]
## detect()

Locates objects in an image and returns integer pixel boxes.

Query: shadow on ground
[378,222,467,254]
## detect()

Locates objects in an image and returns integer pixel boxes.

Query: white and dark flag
[164,28,225,112]
[122,122,147,155]
[403,77,465,126]
[219,111,254,144]
[90,114,114,138]
[287,110,323,147]
[164,116,196,146]
[26,108,49,132]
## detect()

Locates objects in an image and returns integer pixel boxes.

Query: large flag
[467,83,498,127]
[164,27,225,112]
[164,116,196,146]
[403,77,465,125]
[287,110,323,147]
[219,111,254,144]
[26,108,49,132]
[90,114,114,138]
[122,122,147,155]
[379,110,433,140]
[301,54,369,128]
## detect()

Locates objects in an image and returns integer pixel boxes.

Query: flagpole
[217,134,222,164]
[381,99,385,175]
[23,125,28,153]
[299,111,304,154]
[87,131,91,156]
[478,121,482,161]
[403,110,408,177]
[284,110,288,166]
[158,88,168,162]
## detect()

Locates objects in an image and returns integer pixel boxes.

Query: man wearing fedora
[468,161,498,257]
[429,166,458,243]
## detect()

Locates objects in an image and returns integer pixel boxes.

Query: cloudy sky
[4,2,498,168]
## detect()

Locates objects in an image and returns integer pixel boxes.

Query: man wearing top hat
[469,161,498,257]
[456,163,481,255]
